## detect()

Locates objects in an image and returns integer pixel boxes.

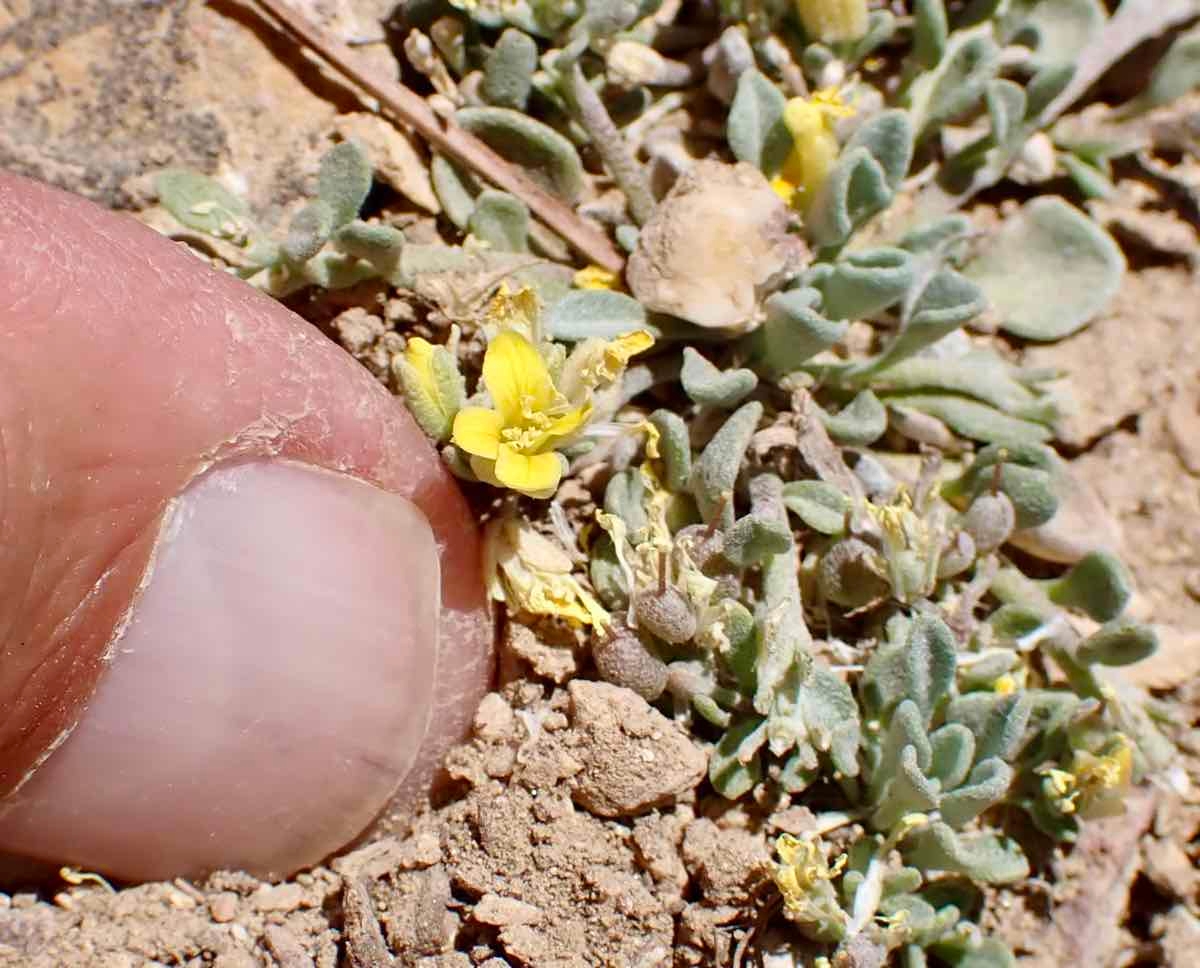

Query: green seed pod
[592,626,669,701]
[818,537,890,609]
[634,551,698,644]
[962,491,1016,554]
[634,587,698,644]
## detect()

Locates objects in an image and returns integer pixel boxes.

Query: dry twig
[245,0,625,273]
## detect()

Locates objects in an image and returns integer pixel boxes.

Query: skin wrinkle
[0,174,492,808]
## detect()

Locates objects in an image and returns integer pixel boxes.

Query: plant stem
[564,63,658,226]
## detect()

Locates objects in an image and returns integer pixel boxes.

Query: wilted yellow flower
[1042,735,1133,820]
[773,833,847,923]
[772,88,856,214]
[453,330,590,498]
[484,283,542,341]
[573,264,622,291]
[794,0,869,44]
[484,515,609,626]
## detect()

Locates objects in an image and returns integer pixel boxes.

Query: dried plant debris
[20,0,1200,965]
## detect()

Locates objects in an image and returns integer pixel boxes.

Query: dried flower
[1042,735,1133,820]
[484,515,608,626]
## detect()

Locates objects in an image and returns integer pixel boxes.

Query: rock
[472,893,543,927]
[627,160,806,331]
[207,892,238,923]
[251,882,306,913]
[680,818,770,906]
[566,680,707,817]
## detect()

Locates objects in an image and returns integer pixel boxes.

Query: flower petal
[452,406,503,459]
[494,444,564,498]
[482,330,557,424]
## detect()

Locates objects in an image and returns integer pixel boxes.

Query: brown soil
[2,2,1200,967]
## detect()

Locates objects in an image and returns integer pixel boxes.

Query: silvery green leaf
[928,723,976,790]
[649,409,692,492]
[680,347,758,409]
[905,612,958,726]
[963,197,1125,341]
[912,0,948,68]
[868,269,986,372]
[546,289,648,340]
[482,28,538,110]
[815,247,914,320]
[939,938,1016,968]
[722,512,792,568]
[457,106,586,203]
[807,147,894,248]
[155,169,254,239]
[1045,552,1131,622]
[908,30,1000,136]
[820,390,887,446]
[723,601,759,693]
[877,394,1053,447]
[318,140,373,228]
[905,823,1029,885]
[844,109,914,191]
[782,480,850,535]
[283,200,335,264]
[866,355,1051,422]
[710,715,766,799]
[985,79,1027,147]
[872,744,941,830]
[469,190,530,252]
[430,155,480,230]
[1008,0,1104,72]
[604,468,648,531]
[590,535,630,608]
[899,214,972,253]
[1025,62,1076,119]
[744,288,848,379]
[942,442,1061,530]
[1134,26,1200,111]
[334,221,404,266]
[298,251,377,292]
[802,666,862,776]
[1060,153,1115,199]
[938,758,1012,828]
[689,401,763,526]
[946,691,1032,764]
[850,10,898,64]
[395,341,466,443]
[727,69,792,177]
[1076,620,1158,667]
[877,700,933,785]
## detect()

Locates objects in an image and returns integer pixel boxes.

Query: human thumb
[0,173,492,882]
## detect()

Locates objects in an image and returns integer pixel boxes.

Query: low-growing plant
[153,0,1197,962]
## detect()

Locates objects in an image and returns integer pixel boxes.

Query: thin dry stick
[247,0,625,274]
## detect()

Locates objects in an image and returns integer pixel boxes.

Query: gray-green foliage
[156,140,405,296]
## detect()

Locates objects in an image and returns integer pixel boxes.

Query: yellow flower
[484,515,609,626]
[396,335,465,443]
[573,264,622,291]
[794,0,869,44]
[776,88,856,215]
[453,330,590,498]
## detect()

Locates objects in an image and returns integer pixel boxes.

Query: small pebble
[209,891,238,923]
[252,882,306,913]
